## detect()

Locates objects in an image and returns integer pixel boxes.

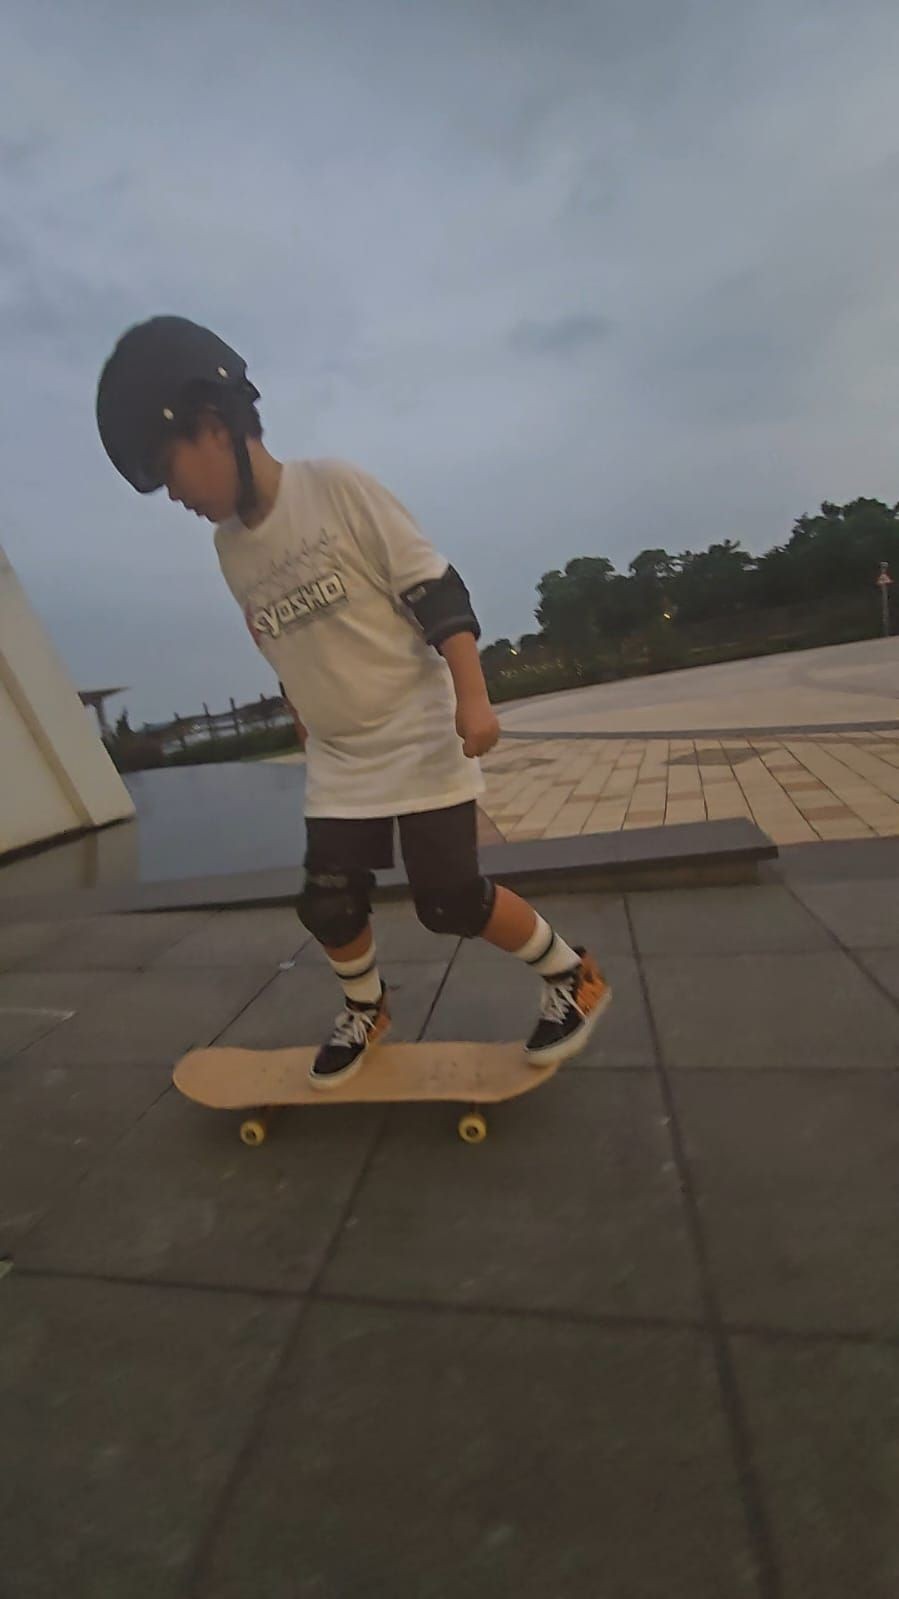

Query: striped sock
[327,938,383,1006]
[512,915,580,979]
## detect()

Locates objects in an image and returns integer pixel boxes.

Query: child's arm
[439,632,500,758]
[334,463,500,757]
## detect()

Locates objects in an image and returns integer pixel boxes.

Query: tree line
[480,497,897,697]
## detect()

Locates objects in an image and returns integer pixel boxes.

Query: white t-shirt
[214,459,484,819]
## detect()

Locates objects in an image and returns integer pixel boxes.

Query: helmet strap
[231,430,257,522]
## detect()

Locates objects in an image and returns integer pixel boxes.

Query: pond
[0,761,308,900]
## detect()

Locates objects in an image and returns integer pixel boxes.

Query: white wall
[0,544,135,857]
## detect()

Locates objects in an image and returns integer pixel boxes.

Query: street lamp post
[876,562,892,637]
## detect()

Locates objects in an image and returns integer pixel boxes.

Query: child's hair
[175,379,263,442]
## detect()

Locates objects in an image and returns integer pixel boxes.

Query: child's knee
[296,869,373,947]
[412,876,495,938]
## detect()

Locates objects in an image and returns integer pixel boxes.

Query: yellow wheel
[240,1114,268,1147]
[458,1111,487,1144]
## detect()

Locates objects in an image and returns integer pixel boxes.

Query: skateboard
[173,1040,557,1147]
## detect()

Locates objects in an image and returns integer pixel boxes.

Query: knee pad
[414,876,495,939]
[296,869,373,947]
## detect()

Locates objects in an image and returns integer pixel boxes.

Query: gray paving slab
[196,1303,758,1599]
[19,909,212,970]
[0,1060,169,1249]
[1,1008,79,1057]
[673,1073,899,1334]
[777,836,899,883]
[733,1336,899,1599]
[18,1086,378,1291]
[0,917,81,973]
[645,951,899,1068]
[525,889,635,954]
[321,1073,699,1319]
[629,885,831,955]
[152,907,310,967]
[791,877,899,948]
[21,966,274,1067]
[0,1275,295,1599]
[0,971,126,1059]
[857,948,899,1004]
[218,960,449,1048]
[428,945,655,1066]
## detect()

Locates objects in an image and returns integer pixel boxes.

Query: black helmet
[96,315,260,509]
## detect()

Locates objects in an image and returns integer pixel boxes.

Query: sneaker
[309,986,390,1089]
[524,949,612,1067]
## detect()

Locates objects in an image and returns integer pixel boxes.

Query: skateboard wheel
[458,1111,487,1144]
[240,1115,268,1147]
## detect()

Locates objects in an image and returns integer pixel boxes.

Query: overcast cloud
[3,0,899,723]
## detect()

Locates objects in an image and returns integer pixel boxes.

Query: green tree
[628,548,679,624]
[515,632,545,659]
[536,557,615,662]
[478,493,896,696]
[479,638,516,676]
[675,540,755,622]
[629,548,678,584]
[780,499,899,595]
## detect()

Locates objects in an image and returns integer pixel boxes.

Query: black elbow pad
[399,565,481,649]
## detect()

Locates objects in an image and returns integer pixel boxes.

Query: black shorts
[304,800,480,895]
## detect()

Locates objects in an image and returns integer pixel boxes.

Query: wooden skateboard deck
[173,1040,557,1146]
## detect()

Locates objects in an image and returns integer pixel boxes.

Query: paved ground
[2,841,899,1596]
[479,728,899,846]
[498,636,899,736]
[264,642,899,850]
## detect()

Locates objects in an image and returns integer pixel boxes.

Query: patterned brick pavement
[480,729,899,846]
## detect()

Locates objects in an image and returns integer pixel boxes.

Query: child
[96,316,611,1085]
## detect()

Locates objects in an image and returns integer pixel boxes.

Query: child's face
[161,418,239,524]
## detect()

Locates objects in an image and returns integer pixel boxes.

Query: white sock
[327,938,383,1006]
[512,915,580,979]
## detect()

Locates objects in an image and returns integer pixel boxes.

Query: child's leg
[399,804,610,1062]
[297,819,393,1085]
[399,803,577,971]
[299,902,390,1085]
[322,923,382,1006]
[298,816,395,1008]
[481,885,581,977]
[479,884,536,950]
[481,885,610,1061]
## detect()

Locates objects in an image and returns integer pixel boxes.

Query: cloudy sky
[3,0,899,724]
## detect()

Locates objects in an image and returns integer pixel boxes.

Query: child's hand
[455,697,500,758]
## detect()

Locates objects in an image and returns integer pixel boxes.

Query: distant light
[509,647,519,656]
[662,611,672,620]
